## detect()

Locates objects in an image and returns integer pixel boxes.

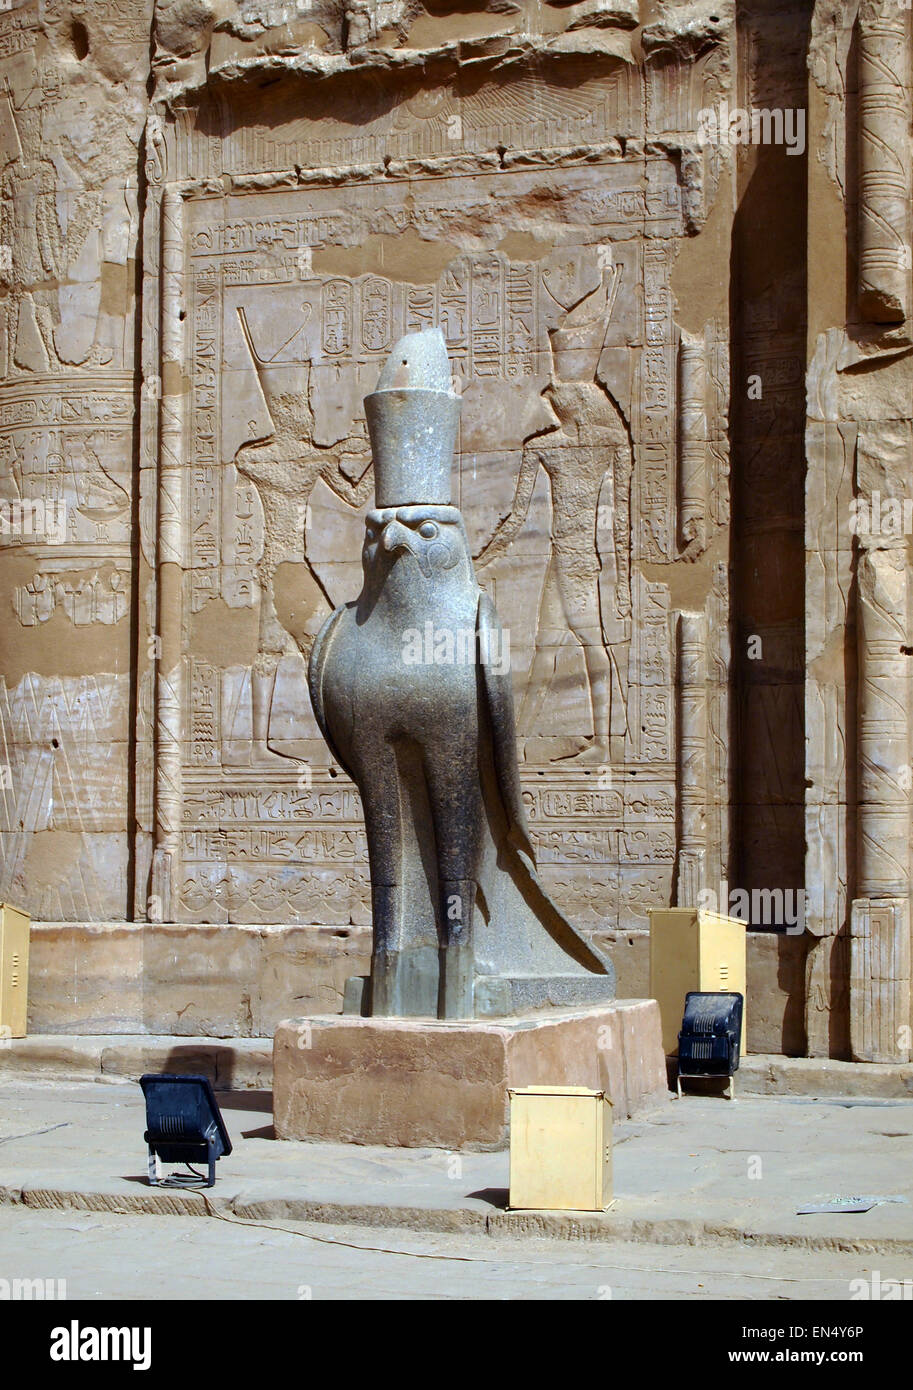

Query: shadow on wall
[729,0,812,1025]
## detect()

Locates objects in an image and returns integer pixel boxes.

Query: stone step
[737,1053,913,1100]
[5,1036,913,1102]
[0,1036,272,1090]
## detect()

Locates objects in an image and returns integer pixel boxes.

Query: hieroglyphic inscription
[637,242,676,562]
[0,378,133,557]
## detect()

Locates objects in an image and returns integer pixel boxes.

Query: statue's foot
[439,940,475,1019]
[370,952,396,1017]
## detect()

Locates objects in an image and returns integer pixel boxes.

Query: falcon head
[362,505,468,581]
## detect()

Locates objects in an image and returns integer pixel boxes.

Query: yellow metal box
[0,902,30,1038]
[508,1085,612,1212]
[649,908,747,1056]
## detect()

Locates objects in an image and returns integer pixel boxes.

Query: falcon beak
[382,520,431,577]
[382,520,408,552]
[382,520,415,556]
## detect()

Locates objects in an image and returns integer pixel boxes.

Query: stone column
[675,609,707,906]
[150,186,187,923]
[851,544,911,1061]
[857,1,911,323]
[677,330,706,555]
[803,405,856,1059]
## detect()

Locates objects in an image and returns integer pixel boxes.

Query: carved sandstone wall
[0,0,911,1059]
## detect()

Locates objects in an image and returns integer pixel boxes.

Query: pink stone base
[273,1000,667,1150]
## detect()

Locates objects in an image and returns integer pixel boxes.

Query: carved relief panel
[141,57,732,932]
[0,0,151,921]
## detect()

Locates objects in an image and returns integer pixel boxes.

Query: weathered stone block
[273,1001,666,1150]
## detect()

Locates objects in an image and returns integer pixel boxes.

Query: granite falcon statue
[308,327,615,1019]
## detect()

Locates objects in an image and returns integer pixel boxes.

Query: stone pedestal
[273,1000,667,1150]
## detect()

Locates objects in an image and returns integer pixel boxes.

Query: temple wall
[0,0,910,1058]
[0,0,152,920]
[24,918,808,1054]
[805,0,913,1060]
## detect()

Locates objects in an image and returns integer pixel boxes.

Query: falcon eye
[418,521,438,539]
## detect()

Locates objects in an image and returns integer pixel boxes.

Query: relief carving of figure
[477,266,632,765]
[233,316,373,764]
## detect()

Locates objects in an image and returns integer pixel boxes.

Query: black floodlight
[140,1073,232,1188]
[676,991,744,1101]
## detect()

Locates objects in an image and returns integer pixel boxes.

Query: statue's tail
[502,832,613,976]
[477,591,611,978]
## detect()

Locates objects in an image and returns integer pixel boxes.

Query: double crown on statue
[364,328,461,508]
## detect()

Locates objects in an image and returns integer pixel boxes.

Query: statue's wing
[308,603,357,782]
[476,592,611,976]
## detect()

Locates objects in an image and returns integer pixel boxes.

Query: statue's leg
[368,882,401,1016]
[357,746,406,1016]
[424,743,484,1019]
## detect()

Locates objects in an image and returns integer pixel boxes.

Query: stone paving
[2,1081,913,1254]
[0,1204,885,1302]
